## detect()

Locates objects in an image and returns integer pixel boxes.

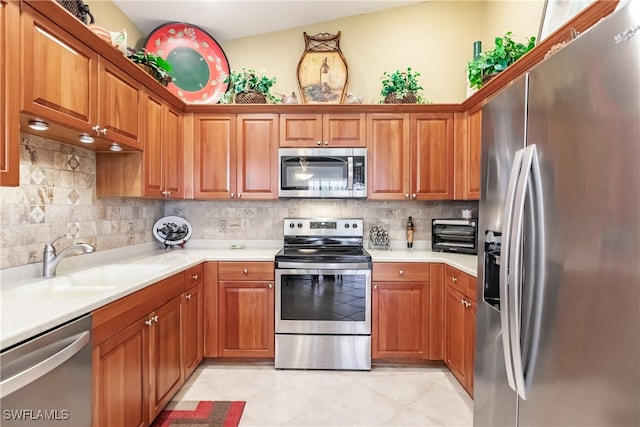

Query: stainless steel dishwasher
[1,314,92,426]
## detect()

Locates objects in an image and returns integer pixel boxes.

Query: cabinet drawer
[445,265,475,299]
[218,262,274,281]
[373,263,429,282]
[185,263,204,290]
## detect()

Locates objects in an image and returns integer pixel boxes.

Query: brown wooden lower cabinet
[217,262,275,357]
[92,270,200,427]
[444,265,476,395]
[182,278,204,379]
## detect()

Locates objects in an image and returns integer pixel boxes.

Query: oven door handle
[276,262,371,270]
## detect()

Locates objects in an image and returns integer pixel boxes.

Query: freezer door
[519,1,640,425]
[474,77,528,426]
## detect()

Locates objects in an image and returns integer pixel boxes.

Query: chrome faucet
[43,235,95,278]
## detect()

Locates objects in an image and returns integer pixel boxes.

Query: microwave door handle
[347,156,354,190]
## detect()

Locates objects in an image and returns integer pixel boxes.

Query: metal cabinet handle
[230,193,235,198]
[186,294,192,300]
[243,268,248,274]
[268,283,273,288]
[412,193,417,199]
[316,141,322,146]
[323,141,328,146]
[399,270,404,276]
[238,193,242,198]
[451,276,458,282]
[0,331,89,399]
[192,274,198,280]
[152,315,158,323]
[404,193,410,199]
[145,319,153,326]
[374,284,378,289]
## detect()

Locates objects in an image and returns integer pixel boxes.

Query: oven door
[275,266,371,335]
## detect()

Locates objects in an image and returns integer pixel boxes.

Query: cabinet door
[411,113,454,200]
[21,5,97,133]
[1,0,19,186]
[455,108,481,200]
[372,281,429,359]
[98,57,143,150]
[366,114,410,200]
[194,115,236,199]
[324,114,366,147]
[465,297,476,396]
[93,318,148,427]
[162,104,184,199]
[218,281,274,357]
[148,295,183,421]
[236,114,278,199]
[203,262,219,357]
[143,94,164,198]
[444,285,467,386]
[182,281,204,379]
[279,114,322,147]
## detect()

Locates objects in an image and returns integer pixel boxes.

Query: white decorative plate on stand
[153,216,192,248]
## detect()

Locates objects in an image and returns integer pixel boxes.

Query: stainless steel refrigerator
[474,1,640,425]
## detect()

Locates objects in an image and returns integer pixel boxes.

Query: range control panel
[283,218,363,237]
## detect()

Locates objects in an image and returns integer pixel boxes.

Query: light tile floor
[173,361,473,427]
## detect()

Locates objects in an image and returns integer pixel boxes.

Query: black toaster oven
[432,219,478,255]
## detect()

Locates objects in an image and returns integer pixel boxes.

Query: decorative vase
[297,32,348,104]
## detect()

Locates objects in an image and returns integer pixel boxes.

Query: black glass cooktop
[275,246,371,263]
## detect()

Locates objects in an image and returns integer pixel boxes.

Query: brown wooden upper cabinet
[143,91,184,199]
[194,114,278,200]
[454,108,482,200]
[367,113,454,200]
[21,5,143,150]
[1,0,20,187]
[279,113,366,147]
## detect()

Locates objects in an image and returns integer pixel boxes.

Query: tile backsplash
[0,133,477,272]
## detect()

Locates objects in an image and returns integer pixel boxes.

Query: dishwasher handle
[0,331,90,399]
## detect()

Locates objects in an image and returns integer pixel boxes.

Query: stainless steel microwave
[278,148,367,198]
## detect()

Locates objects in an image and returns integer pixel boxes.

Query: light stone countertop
[1,241,477,350]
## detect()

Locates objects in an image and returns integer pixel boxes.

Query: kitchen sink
[2,264,174,301]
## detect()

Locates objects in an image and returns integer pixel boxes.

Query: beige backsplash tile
[1,133,477,271]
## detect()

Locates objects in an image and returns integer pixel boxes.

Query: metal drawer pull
[186,294,192,300]
[399,270,404,276]
[192,274,198,280]
[243,268,248,274]
[268,283,273,288]
[451,276,458,282]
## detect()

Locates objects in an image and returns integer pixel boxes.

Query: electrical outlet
[128,222,134,237]
[219,219,227,233]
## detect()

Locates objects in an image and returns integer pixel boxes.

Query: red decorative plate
[144,22,229,104]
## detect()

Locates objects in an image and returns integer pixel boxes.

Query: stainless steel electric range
[274,218,372,370]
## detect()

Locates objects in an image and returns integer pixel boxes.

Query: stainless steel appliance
[475,2,640,425]
[431,219,478,254]
[278,148,367,198]
[275,218,372,370]
[1,314,92,426]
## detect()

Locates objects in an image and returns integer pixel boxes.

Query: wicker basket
[235,90,267,104]
[56,0,95,24]
[384,92,418,104]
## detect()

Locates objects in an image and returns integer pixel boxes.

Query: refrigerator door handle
[499,148,524,393]
[509,144,541,400]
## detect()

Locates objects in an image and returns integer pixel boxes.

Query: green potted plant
[126,49,173,86]
[467,32,536,90]
[380,67,424,104]
[219,67,279,104]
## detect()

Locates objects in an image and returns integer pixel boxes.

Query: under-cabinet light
[109,143,123,152]
[79,134,95,144]
[28,119,49,131]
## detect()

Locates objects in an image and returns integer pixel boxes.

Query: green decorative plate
[144,22,229,104]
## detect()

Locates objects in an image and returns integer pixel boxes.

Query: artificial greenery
[126,49,173,86]
[379,67,424,103]
[467,32,536,90]
[219,67,279,104]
